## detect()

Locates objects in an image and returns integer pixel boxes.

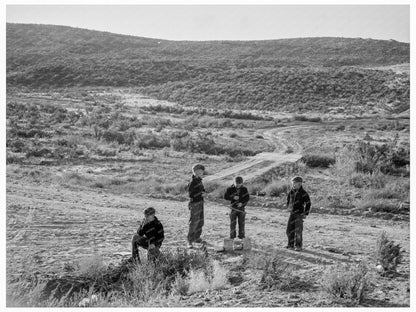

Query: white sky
[6,4,410,42]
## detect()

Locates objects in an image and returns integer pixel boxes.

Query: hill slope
[6,23,410,113]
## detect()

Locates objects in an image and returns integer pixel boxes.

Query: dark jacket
[188,175,205,203]
[224,184,250,211]
[286,186,311,215]
[137,216,164,247]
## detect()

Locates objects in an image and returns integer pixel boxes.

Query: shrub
[322,262,368,304]
[204,181,227,200]
[301,154,335,168]
[262,180,288,197]
[247,182,267,195]
[26,148,52,158]
[293,115,322,122]
[77,255,106,281]
[375,231,403,275]
[95,146,117,157]
[187,270,211,294]
[355,199,398,213]
[348,172,386,189]
[258,255,313,291]
[171,272,189,296]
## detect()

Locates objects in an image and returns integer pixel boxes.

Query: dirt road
[204,125,307,183]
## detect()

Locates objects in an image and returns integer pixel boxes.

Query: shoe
[187,242,194,249]
[295,247,302,251]
[285,245,294,249]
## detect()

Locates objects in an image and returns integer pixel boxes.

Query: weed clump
[375,231,403,275]
[322,262,368,304]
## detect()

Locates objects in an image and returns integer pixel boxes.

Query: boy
[187,163,206,249]
[286,176,311,251]
[224,176,250,240]
[131,207,164,262]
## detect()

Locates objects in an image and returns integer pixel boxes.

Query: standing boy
[224,176,250,240]
[132,207,164,262]
[286,176,311,251]
[187,163,206,249]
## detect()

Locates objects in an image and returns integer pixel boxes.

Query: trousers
[131,234,160,262]
[187,200,204,243]
[286,213,304,248]
[230,209,245,239]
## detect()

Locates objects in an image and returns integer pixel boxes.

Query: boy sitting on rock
[131,207,164,263]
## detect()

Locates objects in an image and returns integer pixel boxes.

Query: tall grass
[8,248,228,307]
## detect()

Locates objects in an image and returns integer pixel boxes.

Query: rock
[194,301,205,307]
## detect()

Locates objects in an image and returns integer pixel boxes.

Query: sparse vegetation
[375,231,403,275]
[322,262,369,304]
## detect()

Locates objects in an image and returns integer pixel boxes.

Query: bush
[322,262,368,304]
[375,231,403,275]
[348,172,386,189]
[247,182,267,195]
[301,154,335,168]
[355,199,398,213]
[262,180,288,197]
[258,255,313,291]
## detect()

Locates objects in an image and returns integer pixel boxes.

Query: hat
[235,176,243,184]
[144,207,156,216]
[192,164,205,172]
[291,176,303,183]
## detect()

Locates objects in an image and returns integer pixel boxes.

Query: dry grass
[321,262,369,304]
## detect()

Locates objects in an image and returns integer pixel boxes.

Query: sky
[5,4,410,42]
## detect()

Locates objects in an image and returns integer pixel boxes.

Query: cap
[192,164,205,172]
[235,176,243,184]
[291,176,303,183]
[144,207,156,216]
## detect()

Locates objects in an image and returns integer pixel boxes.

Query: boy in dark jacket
[286,176,311,251]
[187,164,206,249]
[132,207,164,262]
[224,176,250,240]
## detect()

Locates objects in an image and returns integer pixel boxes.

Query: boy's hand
[149,244,155,250]
[233,195,239,200]
[237,203,243,207]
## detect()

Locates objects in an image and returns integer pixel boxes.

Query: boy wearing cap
[224,176,250,240]
[286,176,311,251]
[187,164,206,249]
[132,207,164,262]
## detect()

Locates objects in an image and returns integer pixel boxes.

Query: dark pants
[230,209,245,239]
[286,213,304,248]
[188,200,204,243]
[131,234,160,262]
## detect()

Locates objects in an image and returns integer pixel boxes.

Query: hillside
[6,23,410,113]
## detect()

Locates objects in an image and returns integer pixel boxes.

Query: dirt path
[204,125,310,183]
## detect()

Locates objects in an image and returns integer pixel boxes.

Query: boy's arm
[154,223,164,247]
[189,179,204,200]
[302,192,311,215]
[224,187,232,200]
[137,219,145,236]
[286,192,291,208]
[240,187,250,206]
